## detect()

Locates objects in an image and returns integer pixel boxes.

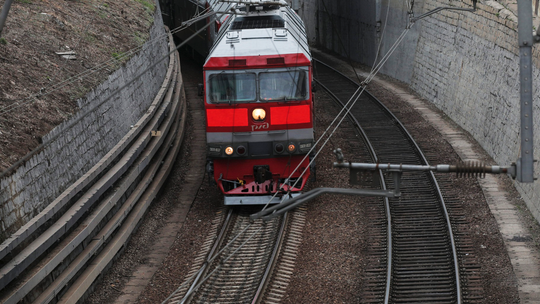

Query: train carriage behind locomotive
[199,1,314,205]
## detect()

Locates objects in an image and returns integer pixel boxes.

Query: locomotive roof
[204,5,311,67]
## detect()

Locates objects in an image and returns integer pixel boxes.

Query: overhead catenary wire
[264,30,415,206]
[363,28,411,85]
[276,0,408,199]
[281,0,415,196]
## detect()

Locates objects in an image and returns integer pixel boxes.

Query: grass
[111,51,130,65]
[132,31,148,46]
[0,38,7,45]
[132,0,155,26]
[134,0,155,12]
[69,85,88,101]
[112,52,124,60]
[84,32,96,43]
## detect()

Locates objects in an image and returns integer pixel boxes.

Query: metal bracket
[389,169,402,197]
[409,6,475,24]
[408,0,476,26]
[333,148,518,179]
[335,161,514,177]
[516,0,536,182]
[250,187,399,221]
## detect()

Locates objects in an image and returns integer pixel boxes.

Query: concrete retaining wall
[297,0,540,223]
[0,5,169,242]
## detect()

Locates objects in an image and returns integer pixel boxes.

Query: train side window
[208,72,256,103]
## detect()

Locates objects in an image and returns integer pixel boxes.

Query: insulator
[455,161,486,178]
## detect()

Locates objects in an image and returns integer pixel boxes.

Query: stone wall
[299,0,424,84]
[410,0,540,221]
[314,0,380,71]
[297,0,540,223]
[0,5,169,242]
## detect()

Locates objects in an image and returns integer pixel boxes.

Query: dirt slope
[0,0,155,173]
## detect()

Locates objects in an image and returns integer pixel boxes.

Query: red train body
[203,1,314,205]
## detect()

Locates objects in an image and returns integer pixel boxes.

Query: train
[165,0,315,205]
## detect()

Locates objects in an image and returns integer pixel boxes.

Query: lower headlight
[225,146,234,155]
[288,143,296,153]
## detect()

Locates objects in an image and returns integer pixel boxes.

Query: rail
[311,58,461,303]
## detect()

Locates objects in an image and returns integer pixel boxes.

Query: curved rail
[312,62,393,303]
[251,211,288,304]
[178,208,234,304]
[0,29,186,304]
[313,58,461,304]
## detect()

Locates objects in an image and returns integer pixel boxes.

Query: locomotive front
[203,2,314,205]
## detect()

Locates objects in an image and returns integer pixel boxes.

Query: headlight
[288,143,296,153]
[225,146,234,155]
[252,108,266,121]
[275,143,284,154]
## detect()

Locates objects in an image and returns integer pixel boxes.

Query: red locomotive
[203,0,314,205]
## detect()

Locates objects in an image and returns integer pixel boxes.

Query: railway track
[162,206,307,304]
[313,58,469,303]
[161,56,481,304]
[0,31,186,304]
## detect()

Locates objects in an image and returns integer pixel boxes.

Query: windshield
[260,70,307,101]
[208,73,257,103]
[206,68,309,104]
